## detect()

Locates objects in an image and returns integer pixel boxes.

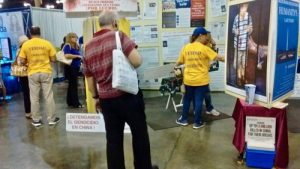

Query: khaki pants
[29,73,56,122]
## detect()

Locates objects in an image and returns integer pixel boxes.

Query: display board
[225,0,299,107]
[272,0,299,101]
[0,7,32,60]
[129,0,227,90]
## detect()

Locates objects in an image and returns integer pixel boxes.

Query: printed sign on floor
[66,113,130,133]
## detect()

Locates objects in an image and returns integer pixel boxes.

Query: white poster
[143,0,158,19]
[66,113,131,133]
[64,0,138,12]
[245,116,276,148]
[209,0,227,17]
[131,25,158,44]
[128,1,141,20]
[137,48,161,89]
[207,21,225,42]
[176,8,191,27]
[162,32,191,62]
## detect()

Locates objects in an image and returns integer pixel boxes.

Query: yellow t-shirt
[19,38,56,76]
[177,42,217,86]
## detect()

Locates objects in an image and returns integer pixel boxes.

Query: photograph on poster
[226,0,271,97]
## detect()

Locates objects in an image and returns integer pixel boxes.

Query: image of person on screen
[232,3,253,87]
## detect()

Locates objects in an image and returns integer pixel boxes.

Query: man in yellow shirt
[175,27,224,129]
[19,26,58,127]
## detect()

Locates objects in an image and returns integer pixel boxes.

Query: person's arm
[65,53,82,59]
[18,57,27,65]
[175,46,185,67]
[127,48,142,68]
[49,42,57,62]
[248,15,253,34]
[214,54,225,62]
[232,16,239,35]
[64,44,81,59]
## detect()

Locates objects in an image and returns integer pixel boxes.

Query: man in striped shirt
[232,3,253,86]
[83,11,158,169]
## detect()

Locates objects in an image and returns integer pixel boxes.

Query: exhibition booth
[0,0,300,168]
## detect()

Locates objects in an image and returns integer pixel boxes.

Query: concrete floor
[0,82,300,169]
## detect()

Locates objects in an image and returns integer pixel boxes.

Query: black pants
[100,91,152,169]
[65,65,81,107]
[19,76,31,113]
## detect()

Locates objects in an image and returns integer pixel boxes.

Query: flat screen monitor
[0,38,12,61]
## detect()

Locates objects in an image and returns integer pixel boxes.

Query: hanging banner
[64,0,138,17]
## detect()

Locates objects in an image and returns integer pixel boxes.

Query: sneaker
[25,113,32,119]
[193,122,205,129]
[49,117,60,126]
[176,116,188,126]
[31,120,43,127]
[206,109,220,116]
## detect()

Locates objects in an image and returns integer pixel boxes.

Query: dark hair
[190,35,198,43]
[30,26,41,36]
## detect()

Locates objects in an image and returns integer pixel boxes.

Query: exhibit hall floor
[0,81,300,169]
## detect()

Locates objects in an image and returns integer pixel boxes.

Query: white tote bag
[56,44,73,65]
[112,31,139,95]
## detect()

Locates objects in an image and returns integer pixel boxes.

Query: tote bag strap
[115,31,122,50]
[12,49,21,66]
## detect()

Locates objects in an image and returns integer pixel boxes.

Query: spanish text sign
[66,113,104,132]
[245,116,276,144]
[66,113,131,133]
[64,0,138,12]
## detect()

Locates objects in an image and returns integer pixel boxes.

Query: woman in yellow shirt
[175,27,224,129]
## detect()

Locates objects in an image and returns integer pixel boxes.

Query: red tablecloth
[232,99,289,168]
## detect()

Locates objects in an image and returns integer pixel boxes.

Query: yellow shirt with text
[177,42,217,86]
[19,38,56,76]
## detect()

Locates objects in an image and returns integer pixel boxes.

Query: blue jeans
[204,86,214,112]
[181,85,209,125]
[192,85,214,112]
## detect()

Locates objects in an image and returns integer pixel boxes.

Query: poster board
[224,0,299,107]
[0,7,32,60]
